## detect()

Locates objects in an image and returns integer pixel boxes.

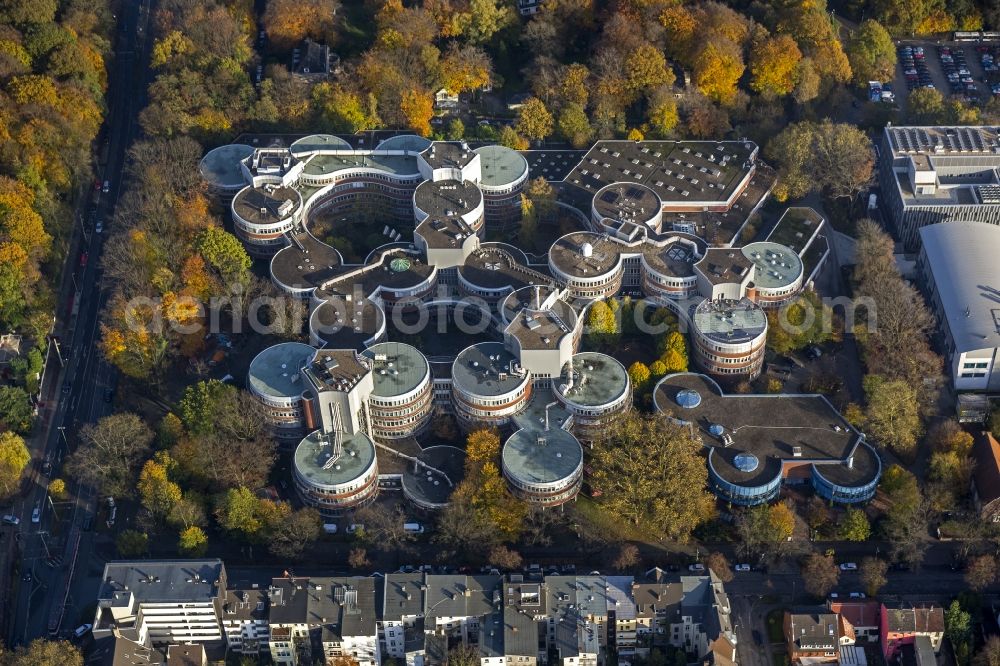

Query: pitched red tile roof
[973,433,1000,506]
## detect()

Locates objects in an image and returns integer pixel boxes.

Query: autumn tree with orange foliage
[263,0,341,51]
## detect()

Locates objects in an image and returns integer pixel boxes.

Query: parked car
[403,522,425,534]
[850,592,866,598]
[94,219,103,234]
[688,563,705,572]
[102,180,110,194]
[2,515,19,526]
[74,624,93,639]
[31,504,40,524]
[839,562,858,571]
[734,563,751,572]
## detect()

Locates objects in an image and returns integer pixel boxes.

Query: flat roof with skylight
[502,427,583,486]
[741,242,802,290]
[294,429,377,489]
[557,352,629,408]
[363,342,430,398]
[248,342,316,401]
[475,145,529,188]
[452,342,529,398]
[692,298,767,344]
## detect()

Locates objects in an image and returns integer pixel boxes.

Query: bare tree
[67,413,154,498]
[357,504,415,554]
[801,552,839,598]
[706,552,734,582]
[859,557,888,597]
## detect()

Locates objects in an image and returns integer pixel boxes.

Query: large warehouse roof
[919,221,1000,353]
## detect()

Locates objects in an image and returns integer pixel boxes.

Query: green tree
[451,0,514,44]
[177,380,236,436]
[116,530,149,558]
[557,103,594,149]
[767,291,833,354]
[0,431,29,498]
[515,97,554,142]
[839,508,871,541]
[946,600,973,666]
[215,486,265,538]
[590,411,715,541]
[10,347,44,394]
[846,20,896,86]
[863,375,922,457]
[907,87,945,124]
[195,227,252,284]
[0,386,33,433]
[498,124,528,150]
[178,526,209,556]
[446,118,465,140]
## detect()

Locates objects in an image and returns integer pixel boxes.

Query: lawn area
[570,495,649,542]
[766,608,787,644]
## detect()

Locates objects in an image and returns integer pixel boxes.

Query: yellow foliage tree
[693,39,745,105]
[750,34,803,97]
[400,89,434,137]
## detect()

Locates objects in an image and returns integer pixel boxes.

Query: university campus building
[202,134,842,513]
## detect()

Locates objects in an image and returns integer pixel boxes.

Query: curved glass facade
[706,450,782,506]
[811,445,882,504]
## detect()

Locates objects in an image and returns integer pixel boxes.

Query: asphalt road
[6,0,154,646]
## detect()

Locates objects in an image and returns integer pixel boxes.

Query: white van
[322,523,338,534]
[403,522,424,534]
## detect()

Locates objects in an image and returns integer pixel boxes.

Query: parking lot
[893,38,997,110]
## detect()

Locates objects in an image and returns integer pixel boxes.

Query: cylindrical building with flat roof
[451,342,532,428]
[199,144,254,201]
[740,241,803,308]
[293,429,379,516]
[554,352,631,442]
[690,298,768,381]
[361,342,434,440]
[548,232,624,300]
[247,342,317,443]
[231,183,303,256]
[474,145,529,231]
[502,427,583,506]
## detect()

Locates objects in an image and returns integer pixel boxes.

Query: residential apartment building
[880,604,944,662]
[266,575,379,666]
[633,570,736,666]
[784,612,849,663]
[94,561,736,666]
[93,561,227,648]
